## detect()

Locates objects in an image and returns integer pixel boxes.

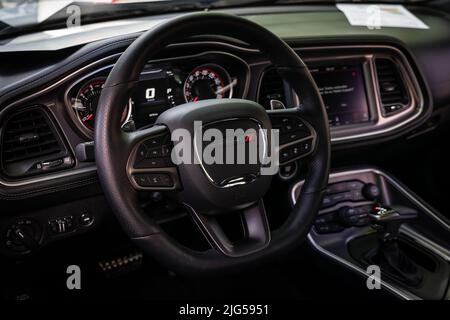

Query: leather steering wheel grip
[95,12,330,276]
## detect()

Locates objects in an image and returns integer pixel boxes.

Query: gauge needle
[71,99,86,110]
[193,96,199,102]
[85,114,94,121]
[215,78,237,95]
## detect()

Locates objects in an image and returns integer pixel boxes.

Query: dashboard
[1,5,449,258]
[60,45,423,144]
[0,42,426,184]
[1,4,448,203]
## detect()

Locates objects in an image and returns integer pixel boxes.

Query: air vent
[258,68,287,110]
[375,58,410,116]
[0,107,73,178]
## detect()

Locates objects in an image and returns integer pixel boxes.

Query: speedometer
[183,64,232,103]
[72,77,132,132]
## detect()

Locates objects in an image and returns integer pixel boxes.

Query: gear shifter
[369,205,417,241]
[367,205,423,287]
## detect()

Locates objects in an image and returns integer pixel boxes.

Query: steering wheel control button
[145,134,168,148]
[137,145,148,158]
[134,157,168,169]
[292,118,306,131]
[134,175,147,186]
[133,132,174,170]
[270,115,315,165]
[280,149,292,162]
[271,116,310,137]
[146,147,163,158]
[280,131,310,144]
[279,138,314,165]
[133,173,173,188]
[278,161,298,181]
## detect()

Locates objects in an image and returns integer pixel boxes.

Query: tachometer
[183,64,232,103]
[72,77,131,131]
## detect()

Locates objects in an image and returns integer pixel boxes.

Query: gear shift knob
[369,205,418,241]
[367,204,422,287]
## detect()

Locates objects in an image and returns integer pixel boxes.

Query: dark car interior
[0,0,449,302]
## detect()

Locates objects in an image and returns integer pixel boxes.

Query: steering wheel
[95,12,330,276]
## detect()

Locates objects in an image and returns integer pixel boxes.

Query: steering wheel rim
[95,12,330,276]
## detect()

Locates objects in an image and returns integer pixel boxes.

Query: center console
[291,168,450,300]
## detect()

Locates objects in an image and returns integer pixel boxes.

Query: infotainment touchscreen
[309,64,370,126]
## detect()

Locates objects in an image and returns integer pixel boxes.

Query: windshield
[0,0,429,38]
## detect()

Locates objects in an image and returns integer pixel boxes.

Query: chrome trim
[64,65,114,138]
[402,225,450,261]
[291,168,450,300]
[69,73,133,138]
[0,165,97,188]
[270,99,286,110]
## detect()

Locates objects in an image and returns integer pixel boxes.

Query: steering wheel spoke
[125,125,181,191]
[187,200,271,257]
[268,109,317,166]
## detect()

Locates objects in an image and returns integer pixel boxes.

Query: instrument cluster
[65,52,249,136]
